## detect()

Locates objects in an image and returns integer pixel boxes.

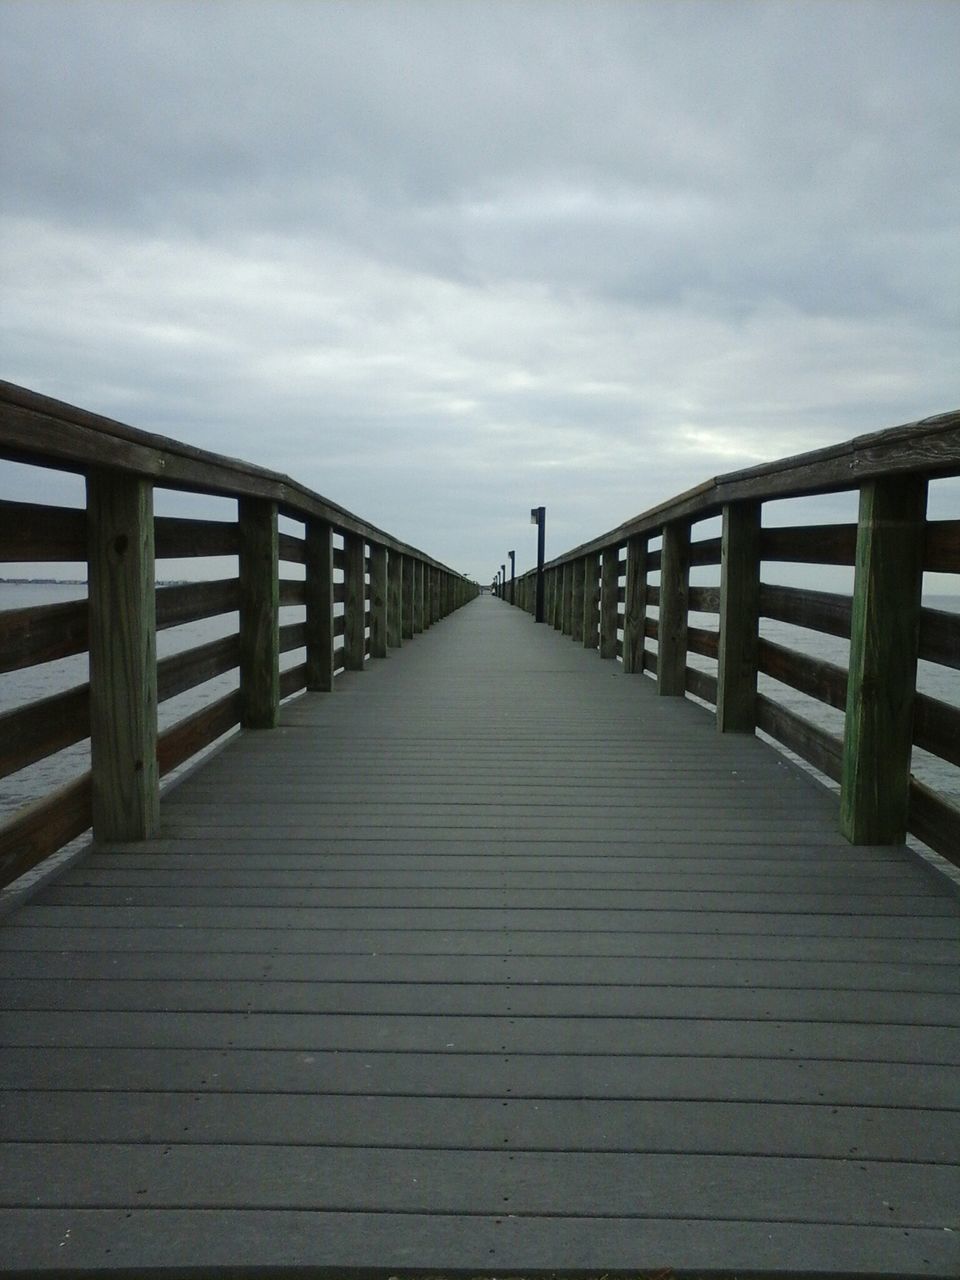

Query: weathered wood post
[571,557,586,643]
[717,502,761,732]
[561,562,573,634]
[304,517,335,692]
[386,549,402,648]
[87,470,159,839]
[343,531,366,670]
[583,552,600,649]
[413,559,425,633]
[658,520,690,696]
[238,496,280,727]
[400,553,414,642]
[840,477,927,843]
[599,545,620,659]
[369,542,388,658]
[622,534,647,674]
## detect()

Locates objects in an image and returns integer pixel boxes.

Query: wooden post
[369,542,388,658]
[600,545,620,659]
[387,550,402,647]
[400,553,414,641]
[343,531,366,670]
[413,559,425,633]
[561,562,573,634]
[305,517,334,692]
[87,470,159,840]
[622,534,647,674]
[238,496,280,728]
[717,502,761,732]
[840,477,927,844]
[582,552,600,649]
[571,557,585,643]
[658,520,690,696]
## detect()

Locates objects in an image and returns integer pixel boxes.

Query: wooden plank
[157,634,240,703]
[157,691,242,777]
[920,605,960,670]
[279,622,306,654]
[687,626,719,658]
[717,501,760,732]
[560,561,572,634]
[368,543,388,659]
[621,534,646,674]
[238,497,279,730]
[658,519,690,696]
[277,531,305,565]
[759,584,852,638]
[599,545,620,658]
[155,516,239,559]
[841,477,926,844]
[0,499,86,562]
[155,578,240,630]
[686,666,718,705]
[86,470,159,840]
[914,692,960,769]
[570,558,585,642]
[0,598,88,673]
[583,551,600,649]
[342,532,366,669]
[759,639,847,710]
[389,552,404,647]
[761,523,857,565]
[909,779,960,868]
[278,579,306,606]
[0,774,92,888]
[304,519,334,693]
[399,555,414,645]
[412,559,424,634]
[756,695,843,782]
[925,519,960,572]
[0,684,89,780]
[280,662,307,699]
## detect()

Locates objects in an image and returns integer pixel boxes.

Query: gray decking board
[1,595,958,1276]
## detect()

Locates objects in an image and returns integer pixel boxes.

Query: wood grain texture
[304,518,334,692]
[599,545,620,658]
[2,594,957,1275]
[717,501,760,732]
[840,477,926,844]
[658,519,690,696]
[582,551,600,649]
[342,532,366,670]
[621,534,646,674]
[86,470,159,840]
[368,543,388,659]
[238,498,279,730]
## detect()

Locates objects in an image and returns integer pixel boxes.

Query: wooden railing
[0,381,477,887]
[503,412,960,864]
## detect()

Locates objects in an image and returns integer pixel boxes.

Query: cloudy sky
[1,0,958,582]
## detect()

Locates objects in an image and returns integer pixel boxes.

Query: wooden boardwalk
[1,593,958,1276]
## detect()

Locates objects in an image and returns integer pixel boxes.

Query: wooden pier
[0,595,957,1274]
[1,384,958,1275]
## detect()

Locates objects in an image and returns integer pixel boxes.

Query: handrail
[545,409,960,566]
[0,381,478,888]
[500,413,960,866]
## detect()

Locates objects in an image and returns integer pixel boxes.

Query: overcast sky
[1,0,958,583]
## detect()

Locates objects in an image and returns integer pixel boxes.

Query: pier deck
[1,595,958,1275]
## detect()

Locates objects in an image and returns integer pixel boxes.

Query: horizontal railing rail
[500,411,960,865]
[0,381,477,888]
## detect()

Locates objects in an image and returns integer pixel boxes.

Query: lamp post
[508,550,515,605]
[530,506,546,622]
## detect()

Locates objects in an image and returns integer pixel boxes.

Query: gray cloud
[1,0,958,582]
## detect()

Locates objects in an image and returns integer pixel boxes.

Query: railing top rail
[544,409,960,568]
[0,380,461,573]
